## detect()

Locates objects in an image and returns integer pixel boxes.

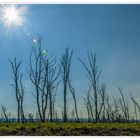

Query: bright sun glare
[0,5,27,27]
[4,6,20,24]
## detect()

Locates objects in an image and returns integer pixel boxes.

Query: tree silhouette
[9,57,26,122]
[60,47,73,122]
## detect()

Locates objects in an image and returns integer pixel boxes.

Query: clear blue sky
[0,4,140,116]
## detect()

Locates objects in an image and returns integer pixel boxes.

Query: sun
[4,6,21,24]
[0,5,27,27]
[2,5,22,26]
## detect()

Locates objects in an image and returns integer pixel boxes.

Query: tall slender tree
[28,36,60,122]
[130,93,140,122]
[1,105,8,122]
[9,57,26,122]
[27,36,47,122]
[79,51,105,122]
[60,48,73,122]
[68,80,79,122]
[118,88,130,122]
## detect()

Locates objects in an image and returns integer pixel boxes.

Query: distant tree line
[1,35,140,123]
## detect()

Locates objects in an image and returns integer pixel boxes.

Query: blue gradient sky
[0,4,140,115]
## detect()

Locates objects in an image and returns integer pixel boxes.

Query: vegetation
[0,122,139,135]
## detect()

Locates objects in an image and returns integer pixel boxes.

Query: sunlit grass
[0,122,139,135]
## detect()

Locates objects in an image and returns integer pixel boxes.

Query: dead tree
[118,88,130,122]
[60,48,73,122]
[51,84,58,121]
[43,58,60,122]
[105,95,112,122]
[82,87,93,122]
[97,84,106,121]
[19,74,26,122]
[38,56,60,122]
[68,80,79,122]
[28,36,60,122]
[82,96,91,122]
[112,97,120,122]
[1,106,8,122]
[9,57,25,122]
[79,51,104,122]
[27,36,47,122]
[130,93,140,122]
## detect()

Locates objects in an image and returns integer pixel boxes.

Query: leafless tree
[105,95,112,122]
[97,84,106,121]
[27,36,45,122]
[28,36,60,122]
[9,57,26,122]
[1,105,8,122]
[112,97,120,122]
[130,93,140,122]
[82,87,93,122]
[19,74,26,122]
[79,51,105,122]
[51,85,58,121]
[68,80,79,122]
[43,59,60,122]
[118,88,130,122]
[60,48,73,122]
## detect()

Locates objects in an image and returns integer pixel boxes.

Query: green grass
[0,122,139,135]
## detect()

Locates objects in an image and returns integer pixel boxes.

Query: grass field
[0,122,139,136]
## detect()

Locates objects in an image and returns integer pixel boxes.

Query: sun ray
[0,5,28,30]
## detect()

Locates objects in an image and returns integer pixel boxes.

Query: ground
[0,122,139,136]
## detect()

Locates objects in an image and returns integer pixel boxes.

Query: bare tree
[68,80,79,122]
[112,97,120,122]
[97,84,106,121]
[1,105,8,122]
[27,36,47,122]
[105,95,112,122]
[43,58,60,122]
[79,51,104,122]
[130,93,140,122]
[82,87,93,122]
[51,85,58,121]
[28,36,60,122]
[19,74,26,122]
[60,48,73,122]
[28,37,44,121]
[9,57,25,122]
[118,88,130,122]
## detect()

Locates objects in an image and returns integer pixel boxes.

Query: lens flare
[0,5,28,27]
